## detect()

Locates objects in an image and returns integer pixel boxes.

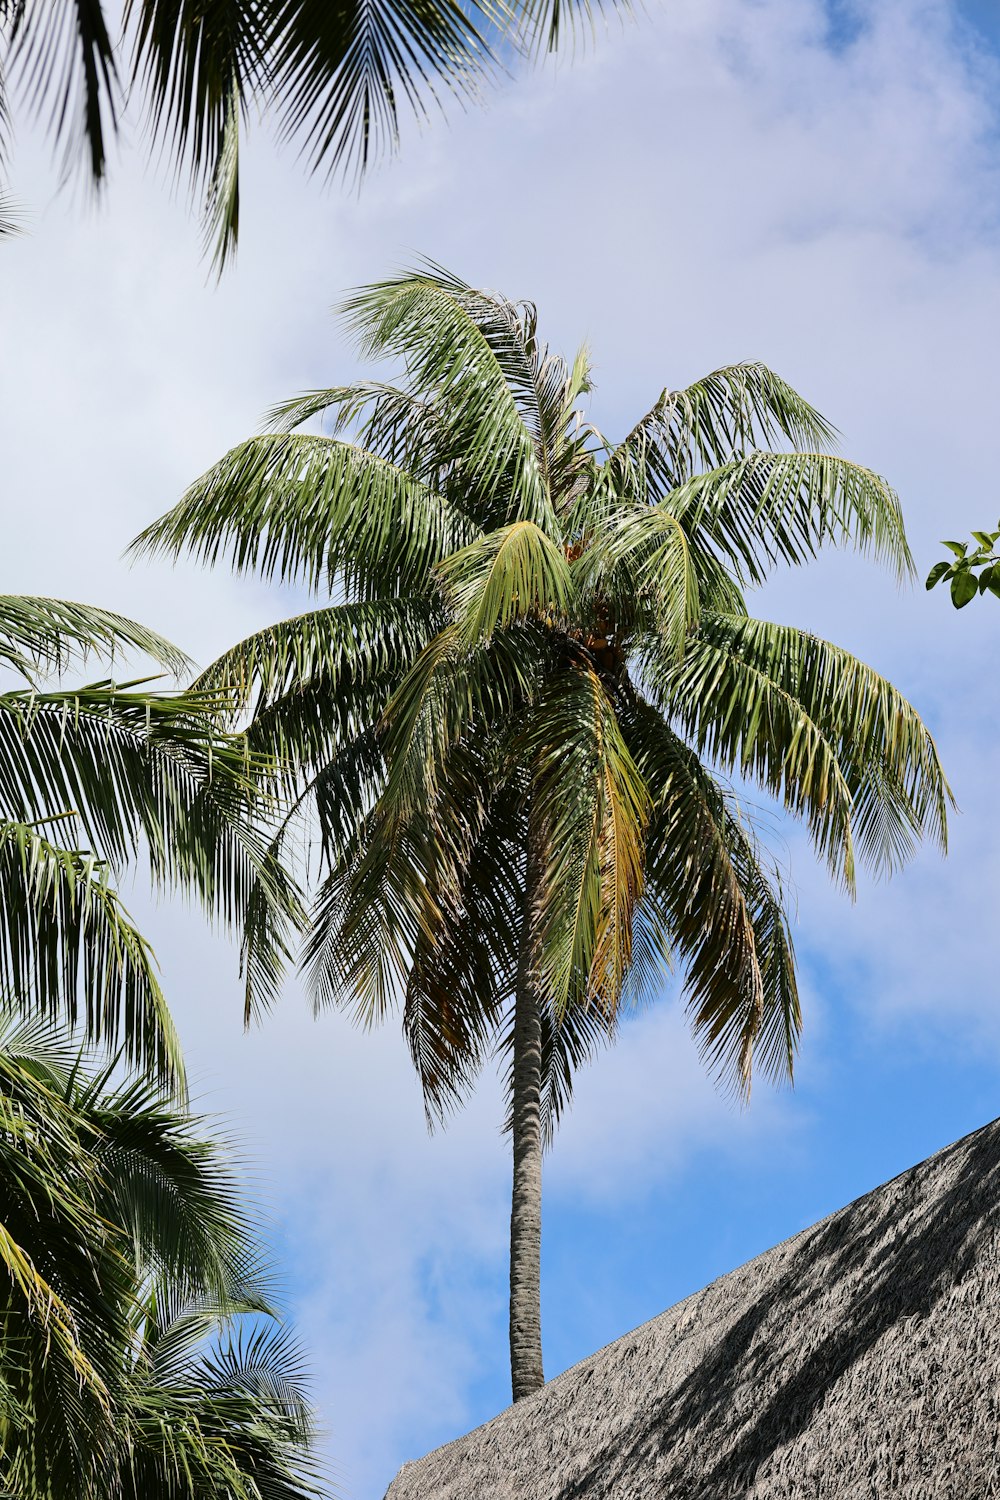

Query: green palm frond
[614,364,837,492]
[0,678,304,1017]
[651,612,950,889]
[576,501,701,660]
[130,430,477,595]
[403,790,523,1125]
[201,65,242,275]
[378,623,538,822]
[341,268,553,525]
[305,803,425,1025]
[694,613,951,872]
[0,1022,323,1496]
[6,0,120,180]
[195,596,436,725]
[0,820,183,1084]
[622,698,774,1095]
[266,0,494,184]
[526,664,650,1017]
[671,450,913,586]
[4,0,630,267]
[0,594,189,678]
[437,519,574,645]
[644,626,858,888]
[88,1080,269,1302]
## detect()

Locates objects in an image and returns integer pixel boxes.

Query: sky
[3,0,1000,1494]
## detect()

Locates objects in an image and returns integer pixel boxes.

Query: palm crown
[0,1014,323,1498]
[135,266,951,1395]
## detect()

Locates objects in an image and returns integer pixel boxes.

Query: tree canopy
[0,1013,323,1498]
[134,266,952,1397]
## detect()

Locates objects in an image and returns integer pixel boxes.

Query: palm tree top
[132,266,951,1400]
[133,265,949,1109]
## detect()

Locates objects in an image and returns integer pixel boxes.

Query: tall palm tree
[1,0,617,268]
[133,267,951,1400]
[0,1013,324,1498]
[0,594,300,1086]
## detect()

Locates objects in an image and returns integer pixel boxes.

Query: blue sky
[3,1,1000,1495]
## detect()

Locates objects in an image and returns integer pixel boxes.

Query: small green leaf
[943,540,969,557]
[925,560,950,590]
[972,531,994,549]
[951,568,979,608]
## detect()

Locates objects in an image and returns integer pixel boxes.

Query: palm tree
[133,266,951,1400]
[0,1013,324,1498]
[0,594,300,1087]
[1,0,618,268]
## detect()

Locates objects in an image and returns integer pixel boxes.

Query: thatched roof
[384,1116,1000,1499]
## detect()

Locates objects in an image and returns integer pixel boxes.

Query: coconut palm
[133,266,951,1399]
[1,0,616,268]
[0,594,300,1087]
[0,1013,323,1498]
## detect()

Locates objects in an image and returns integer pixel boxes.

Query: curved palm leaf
[611,363,838,493]
[671,450,913,586]
[526,663,650,1017]
[437,519,574,644]
[130,431,477,596]
[0,820,182,1083]
[341,268,554,526]
[0,593,189,678]
[3,0,619,269]
[621,698,792,1095]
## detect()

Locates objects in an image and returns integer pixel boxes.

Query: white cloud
[4,0,1000,1494]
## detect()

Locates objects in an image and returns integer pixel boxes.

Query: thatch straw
[384,1116,1000,1498]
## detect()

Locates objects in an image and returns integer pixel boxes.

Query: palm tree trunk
[509,839,545,1403]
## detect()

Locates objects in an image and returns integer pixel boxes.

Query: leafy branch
[926,526,1000,608]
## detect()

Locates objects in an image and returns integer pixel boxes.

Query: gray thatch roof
[384,1116,1000,1499]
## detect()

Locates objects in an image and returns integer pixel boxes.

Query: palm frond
[0,678,304,1015]
[403,789,523,1126]
[0,818,184,1085]
[195,596,436,725]
[525,663,650,1017]
[267,0,495,183]
[202,64,241,275]
[341,267,553,526]
[126,0,265,269]
[0,189,24,236]
[643,623,859,889]
[613,364,838,491]
[129,431,476,596]
[575,501,701,660]
[0,594,189,679]
[622,698,771,1096]
[670,450,913,586]
[437,519,574,645]
[694,613,951,874]
[6,0,119,179]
